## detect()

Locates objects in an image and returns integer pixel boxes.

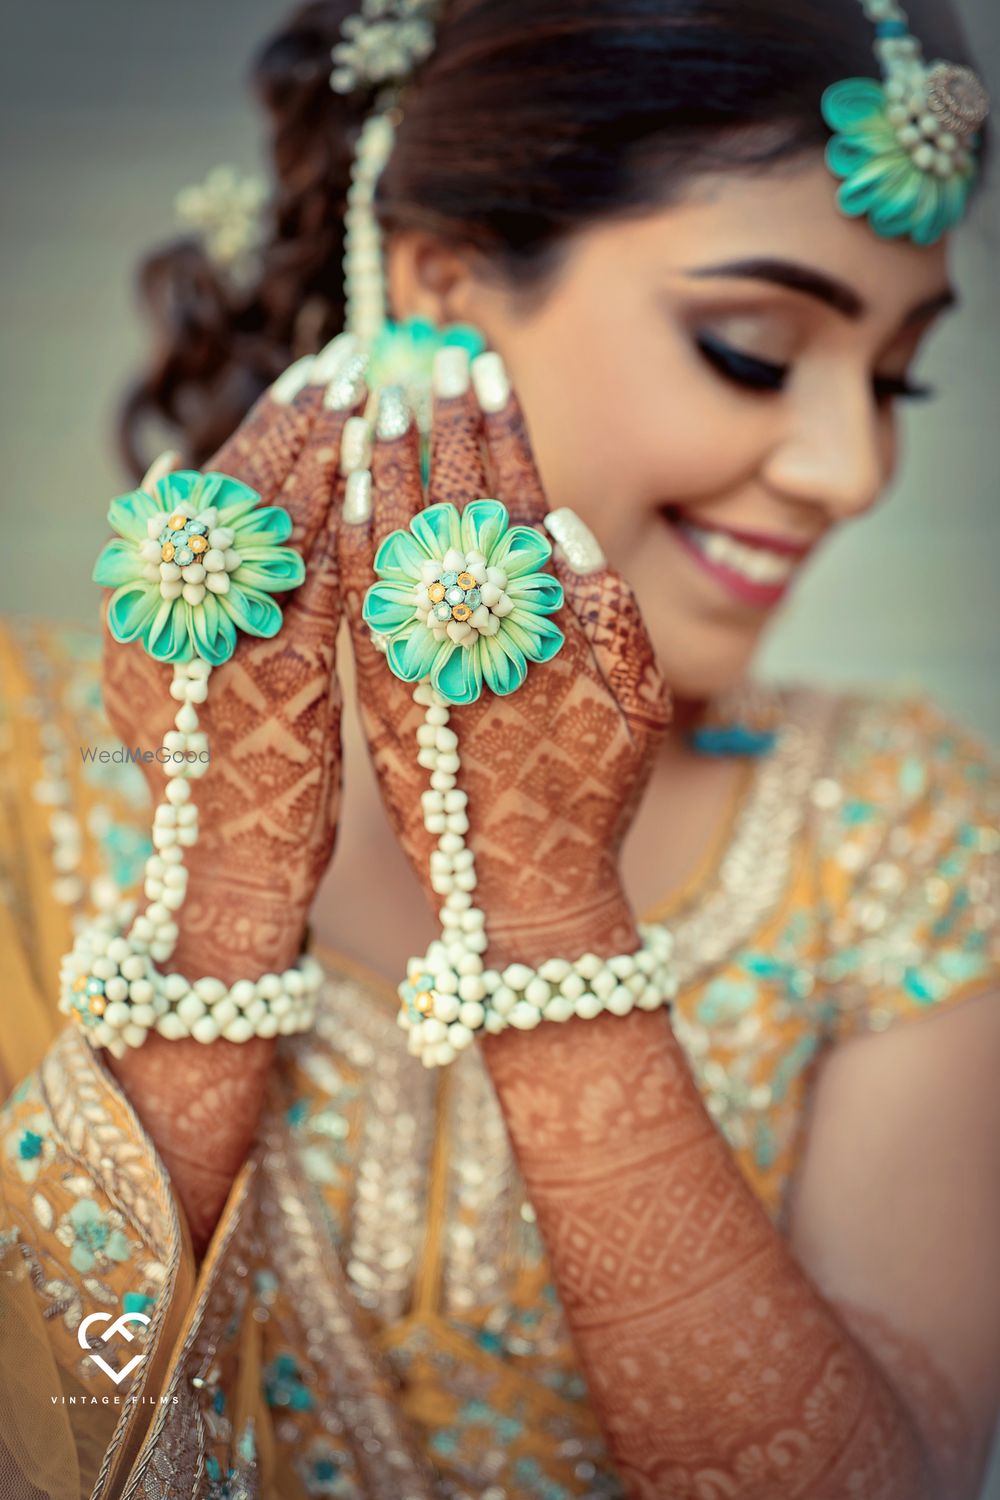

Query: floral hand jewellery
[364,498,564,705]
[362,488,676,1067]
[62,471,322,1055]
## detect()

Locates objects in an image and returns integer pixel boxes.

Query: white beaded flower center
[414,547,512,647]
[138,502,242,607]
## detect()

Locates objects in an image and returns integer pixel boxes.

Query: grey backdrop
[0,1,998,1492]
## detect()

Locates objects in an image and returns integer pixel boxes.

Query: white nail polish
[433,346,470,399]
[376,385,412,440]
[344,470,373,524]
[544,508,606,575]
[340,416,373,475]
[272,355,316,405]
[471,351,510,413]
[312,331,359,383]
[325,351,368,410]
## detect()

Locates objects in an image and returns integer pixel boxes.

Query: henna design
[341,381,671,969]
[480,390,549,525]
[428,390,490,509]
[484,1010,977,1500]
[100,375,357,1254]
[342,371,975,1496]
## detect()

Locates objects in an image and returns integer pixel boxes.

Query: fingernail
[141,449,181,493]
[376,385,412,441]
[344,470,373,524]
[544,508,606,575]
[312,331,360,384]
[325,350,368,411]
[471,351,510,413]
[272,355,316,405]
[340,415,373,475]
[433,346,470,400]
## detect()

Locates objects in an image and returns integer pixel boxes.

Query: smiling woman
[0,0,998,1498]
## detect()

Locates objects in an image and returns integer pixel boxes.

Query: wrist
[167,864,310,986]
[483,880,638,970]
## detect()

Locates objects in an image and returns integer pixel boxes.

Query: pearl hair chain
[60,656,321,1056]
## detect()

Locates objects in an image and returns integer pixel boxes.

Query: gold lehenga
[0,618,997,1499]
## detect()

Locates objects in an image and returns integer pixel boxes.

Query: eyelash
[695,332,933,405]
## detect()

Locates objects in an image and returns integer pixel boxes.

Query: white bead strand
[396,682,677,1066]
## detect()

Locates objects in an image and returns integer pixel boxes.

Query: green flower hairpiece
[823,75,980,246]
[363,499,564,706]
[822,2,988,247]
[94,471,304,666]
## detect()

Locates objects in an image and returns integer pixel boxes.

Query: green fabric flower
[363,499,564,706]
[822,77,978,246]
[93,471,305,665]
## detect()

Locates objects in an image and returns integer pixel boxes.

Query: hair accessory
[330,0,441,99]
[93,470,304,667]
[823,0,989,244]
[64,474,318,1055]
[363,499,565,705]
[175,165,268,288]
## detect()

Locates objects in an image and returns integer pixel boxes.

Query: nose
[762,372,888,523]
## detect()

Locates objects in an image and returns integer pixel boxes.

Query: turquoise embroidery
[58,1198,132,1274]
[123,1292,155,1317]
[18,1129,43,1160]
[264,1352,315,1412]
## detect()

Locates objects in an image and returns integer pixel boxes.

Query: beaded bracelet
[360,491,677,1068]
[61,471,319,1055]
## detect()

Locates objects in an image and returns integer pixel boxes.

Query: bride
[1,0,997,1496]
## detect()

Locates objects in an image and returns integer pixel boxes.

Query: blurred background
[0,0,998,1490]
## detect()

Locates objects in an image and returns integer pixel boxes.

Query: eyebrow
[685,257,956,326]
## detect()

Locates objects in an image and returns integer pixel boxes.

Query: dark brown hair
[119,0,979,478]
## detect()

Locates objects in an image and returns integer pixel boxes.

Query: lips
[661,507,813,609]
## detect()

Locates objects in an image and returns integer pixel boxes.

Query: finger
[281,505,342,665]
[428,347,489,511]
[472,351,548,527]
[544,508,672,746]
[208,353,324,495]
[338,457,376,651]
[371,386,424,538]
[277,339,369,559]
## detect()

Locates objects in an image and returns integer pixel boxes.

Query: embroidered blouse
[0,619,997,1499]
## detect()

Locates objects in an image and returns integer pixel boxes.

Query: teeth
[683,524,795,585]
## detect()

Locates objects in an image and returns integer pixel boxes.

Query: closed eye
[696,331,934,404]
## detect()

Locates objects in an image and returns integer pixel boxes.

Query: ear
[385,230,481,326]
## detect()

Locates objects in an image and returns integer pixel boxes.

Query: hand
[339,353,671,967]
[101,343,365,984]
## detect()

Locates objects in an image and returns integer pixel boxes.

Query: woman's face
[444,156,954,702]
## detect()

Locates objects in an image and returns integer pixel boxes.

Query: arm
[483,935,1000,1498]
[100,348,363,1256]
